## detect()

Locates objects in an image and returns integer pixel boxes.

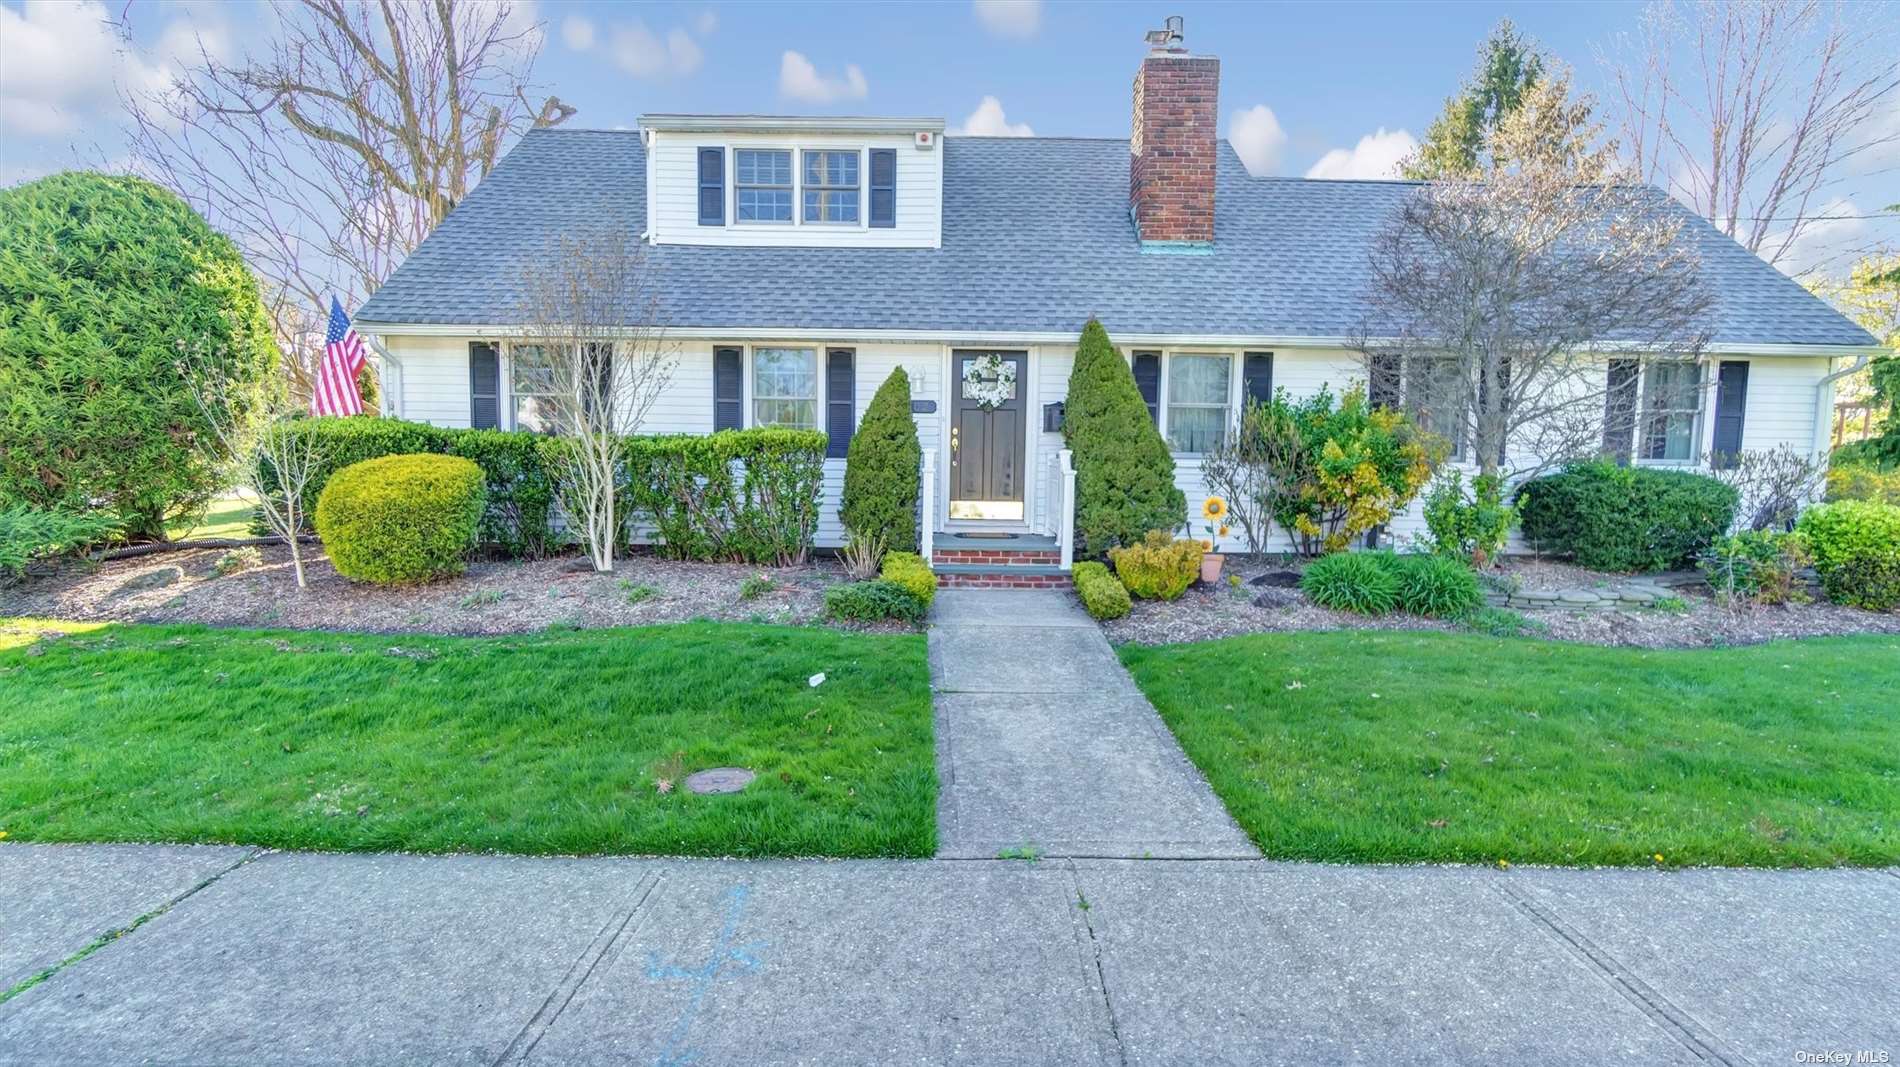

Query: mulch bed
[1101,556,1900,649]
[0,543,891,636]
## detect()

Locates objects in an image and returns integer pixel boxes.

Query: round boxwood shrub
[1109,530,1204,600]
[1515,461,1738,572]
[1391,553,1483,618]
[1796,500,1900,611]
[315,454,486,585]
[1063,318,1185,557]
[1072,560,1131,620]
[879,550,937,609]
[840,367,922,554]
[1300,551,1400,614]
[0,172,279,539]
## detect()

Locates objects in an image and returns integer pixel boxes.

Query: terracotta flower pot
[1200,552,1224,584]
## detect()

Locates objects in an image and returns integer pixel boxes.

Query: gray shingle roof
[356,128,1877,348]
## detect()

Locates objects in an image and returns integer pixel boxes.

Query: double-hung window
[1166,354,1232,453]
[510,344,562,434]
[802,150,860,223]
[1406,357,1468,462]
[1640,360,1700,461]
[753,347,818,429]
[735,149,793,222]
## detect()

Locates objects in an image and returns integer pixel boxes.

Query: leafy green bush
[628,429,826,566]
[1109,530,1204,600]
[1063,319,1185,556]
[314,454,486,585]
[1826,463,1900,506]
[1300,551,1401,614]
[1421,470,1516,566]
[824,579,927,623]
[1073,560,1131,620]
[840,367,922,555]
[878,550,936,609]
[1796,501,1900,611]
[1515,461,1738,572]
[738,574,775,600]
[0,506,121,582]
[0,172,279,539]
[1391,553,1484,618]
[1278,386,1440,554]
[1699,530,1813,605]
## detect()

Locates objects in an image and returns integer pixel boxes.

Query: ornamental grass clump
[1390,553,1483,618]
[1300,551,1400,615]
[1109,530,1204,600]
[314,453,486,585]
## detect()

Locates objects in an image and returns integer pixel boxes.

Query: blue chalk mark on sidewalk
[645,883,768,1067]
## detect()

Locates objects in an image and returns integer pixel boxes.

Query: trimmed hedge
[1515,461,1738,572]
[315,454,486,585]
[1064,319,1186,556]
[1109,531,1204,600]
[879,551,936,609]
[1796,501,1900,611]
[825,580,927,623]
[840,368,922,553]
[628,430,826,565]
[1073,560,1131,620]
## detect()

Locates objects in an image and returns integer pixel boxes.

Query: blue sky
[2,0,1893,274]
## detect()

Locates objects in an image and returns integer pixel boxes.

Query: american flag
[314,296,369,416]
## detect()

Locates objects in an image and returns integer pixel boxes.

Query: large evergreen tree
[1062,319,1185,556]
[1402,19,1545,180]
[840,366,923,552]
[0,172,280,539]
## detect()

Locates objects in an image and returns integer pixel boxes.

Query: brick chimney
[1129,16,1218,249]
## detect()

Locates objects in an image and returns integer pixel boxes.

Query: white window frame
[733,147,795,225]
[800,149,863,225]
[1151,350,1240,457]
[1405,356,1470,464]
[1634,357,1706,465]
[747,344,821,431]
[504,341,614,435]
[1163,352,1236,455]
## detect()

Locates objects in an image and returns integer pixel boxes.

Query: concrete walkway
[2,843,1896,1065]
[927,588,1257,860]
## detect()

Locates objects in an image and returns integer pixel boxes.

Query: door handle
[950,426,959,463]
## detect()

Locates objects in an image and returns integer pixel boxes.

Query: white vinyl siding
[647,130,942,248]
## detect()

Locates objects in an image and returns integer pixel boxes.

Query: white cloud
[778,51,868,104]
[1305,127,1418,180]
[561,15,596,52]
[694,9,718,36]
[1765,195,1871,279]
[1228,104,1286,176]
[609,20,705,80]
[973,0,1040,39]
[0,0,172,135]
[948,96,1034,137]
[498,0,544,54]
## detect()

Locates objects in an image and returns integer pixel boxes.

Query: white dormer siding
[641,115,945,249]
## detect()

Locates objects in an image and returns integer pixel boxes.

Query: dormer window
[802,150,860,223]
[735,149,793,222]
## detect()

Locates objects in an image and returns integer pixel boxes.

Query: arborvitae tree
[1403,19,1545,180]
[840,366,922,552]
[1063,319,1185,556]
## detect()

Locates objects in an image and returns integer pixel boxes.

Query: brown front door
[950,350,1027,521]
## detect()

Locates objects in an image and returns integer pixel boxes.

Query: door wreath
[961,354,1017,411]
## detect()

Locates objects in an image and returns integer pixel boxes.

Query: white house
[355,23,1881,584]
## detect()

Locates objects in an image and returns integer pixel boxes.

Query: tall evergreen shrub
[1062,319,1185,556]
[839,367,922,553]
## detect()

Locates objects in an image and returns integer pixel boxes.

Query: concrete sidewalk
[2,843,1896,1065]
[928,589,1256,859]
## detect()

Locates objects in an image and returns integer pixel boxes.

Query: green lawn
[1120,631,1900,868]
[0,619,935,857]
[164,489,259,541]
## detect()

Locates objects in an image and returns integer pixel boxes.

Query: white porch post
[920,450,937,563]
[1058,448,1076,572]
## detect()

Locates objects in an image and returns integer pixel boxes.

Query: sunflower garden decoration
[1195,495,1231,583]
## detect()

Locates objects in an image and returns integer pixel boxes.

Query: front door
[950,350,1027,521]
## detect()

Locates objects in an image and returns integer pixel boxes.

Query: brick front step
[937,572,1073,589]
[933,548,1060,566]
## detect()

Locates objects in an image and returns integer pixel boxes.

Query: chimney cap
[1143,15,1185,52]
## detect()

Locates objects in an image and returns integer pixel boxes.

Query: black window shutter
[868,148,896,228]
[1242,352,1273,407]
[1603,359,1640,463]
[1712,360,1749,468]
[825,349,856,459]
[698,147,725,226]
[1368,353,1402,409]
[469,342,499,429]
[713,346,743,430]
[1132,352,1161,426]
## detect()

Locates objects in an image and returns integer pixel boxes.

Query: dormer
[639,115,946,249]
